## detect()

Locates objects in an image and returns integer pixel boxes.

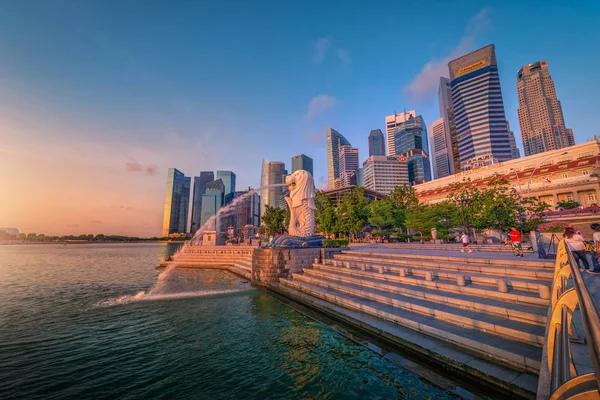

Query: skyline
[2,1,599,236]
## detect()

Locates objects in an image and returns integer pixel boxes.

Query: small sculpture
[284,170,316,237]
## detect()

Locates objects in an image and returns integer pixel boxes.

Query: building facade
[235,190,260,236]
[339,145,359,188]
[362,155,409,195]
[414,140,600,209]
[517,61,575,156]
[190,171,215,233]
[260,159,287,217]
[385,110,416,157]
[291,154,313,176]
[368,129,386,156]
[507,121,521,159]
[200,179,225,231]
[448,44,514,170]
[162,168,191,236]
[320,186,385,208]
[326,128,351,189]
[216,171,236,205]
[438,77,458,174]
[429,117,452,179]
[393,115,431,184]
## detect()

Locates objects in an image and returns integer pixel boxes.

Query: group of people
[563,224,600,273]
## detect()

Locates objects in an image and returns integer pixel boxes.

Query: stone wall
[252,247,321,285]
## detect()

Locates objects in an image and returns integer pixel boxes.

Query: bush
[537,221,568,233]
[322,239,350,248]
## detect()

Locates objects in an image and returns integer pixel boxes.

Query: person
[563,227,590,271]
[249,238,252,246]
[590,224,600,273]
[460,231,472,253]
[508,226,524,258]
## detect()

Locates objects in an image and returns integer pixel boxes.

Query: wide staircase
[278,248,555,395]
[351,242,534,253]
[165,246,254,280]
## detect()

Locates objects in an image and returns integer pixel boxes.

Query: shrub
[322,239,350,248]
[537,221,569,233]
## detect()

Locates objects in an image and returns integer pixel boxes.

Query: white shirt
[565,234,586,251]
[461,234,469,244]
[593,231,600,245]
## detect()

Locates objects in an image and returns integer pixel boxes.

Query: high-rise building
[448,44,514,170]
[235,189,260,235]
[506,120,521,159]
[200,179,225,231]
[362,155,409,195]
[429,117,451,180]
[368,129,386,156]
[355,167,364,187]
[517,61,575,156]
[162,168,191,236]
[385,110,416,156]
[438,77,458,174]
[339,145,359,187]
[260,159,286,217]
[190,171,214,234]
[216,171,236,205]
[326,128,351,189]
[394,115,431,185]
[291,154,313,176]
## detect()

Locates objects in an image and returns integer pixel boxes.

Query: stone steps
[292,272,545,346]
[313,264,548,307]
[279,277,542,374]
[351,243,534,253]
[302,268,547,325]
[226,265,251,280]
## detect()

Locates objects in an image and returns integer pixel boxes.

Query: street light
[509,168,523,196]
[527,151,568,199]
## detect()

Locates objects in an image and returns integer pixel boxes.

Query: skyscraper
[438,77,458,174]
[362,155,409,195]
[385,110,416,156]
[260,159,286,217]
[162,168,191,236]
[326,128,351,189]
[200,179,225,231]
[339,145,359,187]
[235,189,261,230]
[507,120,521,159]
[190,171,214,234]
[216,170,236,205]
[291,154,313,176]
[448,44,513,170]
[516,61,574,156]
[429,117,452,179]
[368,129,385,156]
[394,115,431,184]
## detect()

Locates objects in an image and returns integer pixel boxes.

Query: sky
[1,0,599,237]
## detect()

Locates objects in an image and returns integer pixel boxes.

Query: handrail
[537,240,600,399]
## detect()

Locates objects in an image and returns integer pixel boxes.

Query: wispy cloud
[304,95,339,121]
[125,160,158,176]
[337,48,352,64]
[313,37,331,64]
[403,8,490,102]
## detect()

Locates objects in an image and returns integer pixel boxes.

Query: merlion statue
[284,170,316,237]
[268,170,324,247]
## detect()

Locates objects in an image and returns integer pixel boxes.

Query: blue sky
[1,0,599,236]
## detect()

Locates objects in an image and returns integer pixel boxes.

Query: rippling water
[0,243,458,399]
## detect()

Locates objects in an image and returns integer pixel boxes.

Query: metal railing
[538,240,600,399]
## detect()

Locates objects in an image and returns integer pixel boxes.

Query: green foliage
[405,201,459,240]
[368,199,394,237]
[337,187,370,237]
[315,191,338,236]
[556,200,580,210]
[322,239,349,248]
[261,205,287,237]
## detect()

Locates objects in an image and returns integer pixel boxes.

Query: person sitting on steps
[563,227,591,272]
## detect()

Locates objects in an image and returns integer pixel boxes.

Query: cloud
[304,95,339,121]
[403,8,490,102]
[125,160,158,176]
[337,48,351,64]
[305,130,324,144]
[313,37,331,64]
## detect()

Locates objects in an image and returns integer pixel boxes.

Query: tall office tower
[438,77,458,174]
[326,128,351,189]
[368,129,386,156]
[260,159,286,217]
[162,168,191,236]
[338,145,359,187]
[385,110,416,156]
[394,115,431,185]
[506,120,521,159]
[200,179,225,231]
[516,61,575,156]
[448,44,513,171]
[216,171,236,205]
[235,190,261,230]
[362,155,409,195]
[355,167,364,187]
[429,117,452,180]
[291,154,313,176]
[190,171,214,233]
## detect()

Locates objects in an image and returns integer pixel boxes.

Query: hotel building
[362,155,409,195]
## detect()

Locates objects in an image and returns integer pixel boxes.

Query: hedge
[322,239,350,248]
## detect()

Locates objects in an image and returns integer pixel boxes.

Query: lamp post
[509,168,523,196]
[527,151,568,199]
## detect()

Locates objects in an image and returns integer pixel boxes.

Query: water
[0,243,460,399]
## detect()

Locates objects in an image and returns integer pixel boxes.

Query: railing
[538,240,600,399]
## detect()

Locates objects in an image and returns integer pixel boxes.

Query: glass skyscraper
[200,179,224,231]
[161,168,191,236]
[326,128,351,189]
[191,171,214,234]
[216,170,236,205]
[260,159,286,217]
[291,154,313,176]
[394,115,432,185]
[448,44,513,170]
[368,129,385,156]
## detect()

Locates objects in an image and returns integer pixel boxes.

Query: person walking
[508,226,524,258]
[563,227,591,271]
[589,224,600,273]
[460,231,472,253]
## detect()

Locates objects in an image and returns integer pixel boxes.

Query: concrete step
[293,272,545,347]
[332,254,554,279]
[302,268,547,325]
[352,243,534,253]
[312,264,549,307]
[280,278,542,373]
[233,262,252,272]
[226,265,251,280]
[340,250,554,269]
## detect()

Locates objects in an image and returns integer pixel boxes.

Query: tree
[26,233,37,240]
[315,191,338,237]
[556,200,580,210]
[368,199,394,238]
[262,205,287,237]
[336,187,370,239]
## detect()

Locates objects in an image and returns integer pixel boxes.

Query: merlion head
[285,170,316,209]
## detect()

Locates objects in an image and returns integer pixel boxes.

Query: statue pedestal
[252,247,322,285]
[201,231,225,246]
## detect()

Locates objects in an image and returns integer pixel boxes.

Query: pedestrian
[249,238,252,246]
[460,231,472,253]
[508,226,524,258]
[563,227,590,271]
[589,224,600,273]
